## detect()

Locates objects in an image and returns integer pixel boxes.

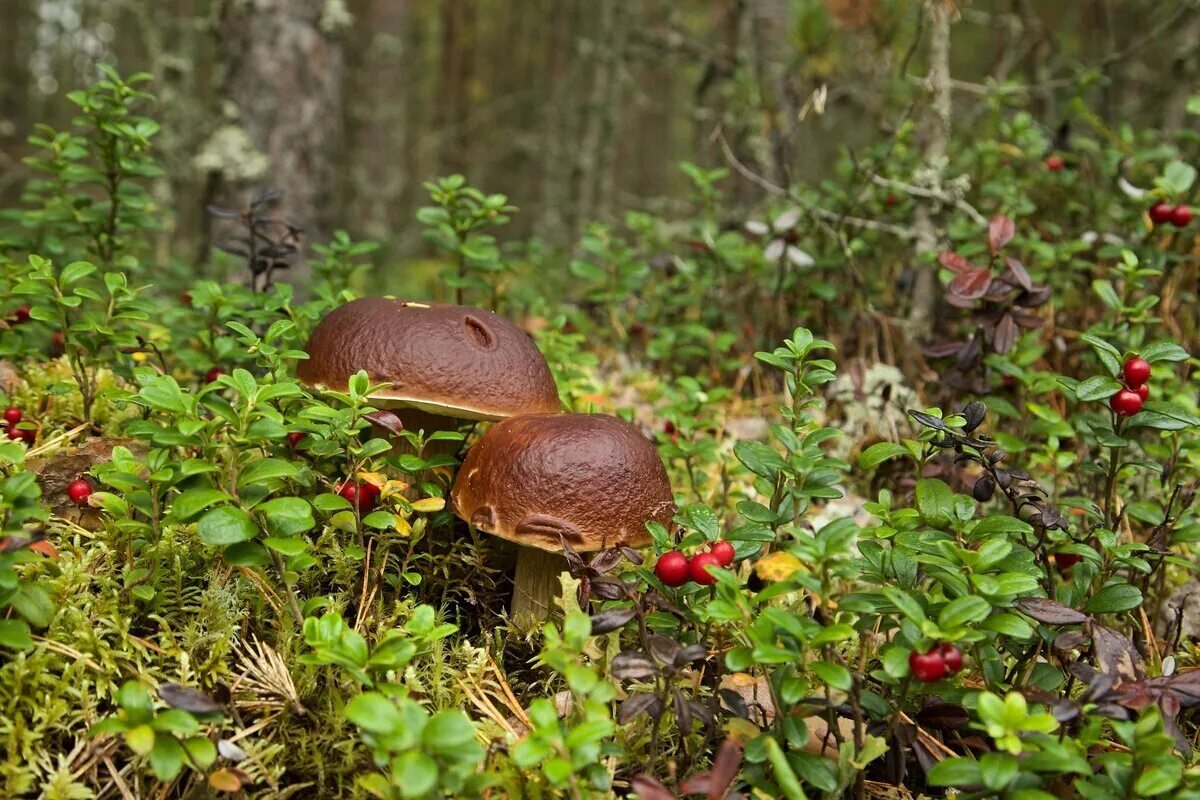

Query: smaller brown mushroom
[451,413,676,626]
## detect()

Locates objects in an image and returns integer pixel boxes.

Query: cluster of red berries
[67,478,93,506]
[908,643,964,682]
[3,407,34,444]
[338,480,381,511]
[1148,202,1193,228]
[1110,357,1151,417]
[654,541,736,588]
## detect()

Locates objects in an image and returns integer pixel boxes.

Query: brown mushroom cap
[451,413,677,552]
[297,297,560,420]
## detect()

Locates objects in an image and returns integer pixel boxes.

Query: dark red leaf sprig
[925,215,1051,393]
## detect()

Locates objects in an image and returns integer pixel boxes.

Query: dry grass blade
[27,422,90,458]
[33,635,104,672]
[231,636,306,716]
[458,677,517,737]
[486,652,530,727]
[101,755,136,800]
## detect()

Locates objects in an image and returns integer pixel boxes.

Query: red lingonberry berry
[1136,383,1149,401]
[1171,204,1193,228]
[1149,203,1175,225]
[339,481,380,511]
[654,551,690,587]
[11,306,30,324]
[204,367,225,383]
[67,479,93,506]
[1044,155,1065,171]
[909,648,947,682]
[937,643,964,675]
[1055,552,1082,572]
[1110,388,1143,417]
[287,431,306,449]
[3,407,21,425]
[709,541,736,567]
[688,552,722,586]
[7,425,34,444]
[1122,357,1151,388]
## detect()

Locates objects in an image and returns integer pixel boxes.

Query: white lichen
[320,0,354,34]
[192,124,269,182]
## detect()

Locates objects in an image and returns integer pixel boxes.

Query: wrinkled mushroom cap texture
[297,297,561,420]
[451,413,677,552]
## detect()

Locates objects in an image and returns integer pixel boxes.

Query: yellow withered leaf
[355,471,386,489]
[411,497,445,513]
[755,551,802,582]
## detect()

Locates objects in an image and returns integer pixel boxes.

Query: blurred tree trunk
[575,0,626,234]
[209,0,345,255]
[435,0,476,177]
[905,0,952,336]
[749,0,793,190]
[0,0,30,200]
[537,0,575,245]
[1163,11,1200,130]
[344,0,408,243]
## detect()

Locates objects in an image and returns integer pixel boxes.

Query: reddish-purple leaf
[706,739,743,800]
[589,607,635,635]
[1015,597,1089,625]
[1054,630,1089,651]
[1094,626,1145,683]
[938,250,975,274]
[363,410,405,436]
[612,652,658,680]
[1013,311,1044,329]
[949,267,993,301]
[988,215,1015,254]
[679,773,714,796]
[993,313,1018,354]
[916,702,970,730]
[631,775,676,800]
[946,292,977,309]
[923,341,966,358]
[618,693,663,724]
[159,684,221,714]
[1005,257,1032,290]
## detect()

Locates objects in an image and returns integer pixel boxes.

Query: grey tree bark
[905,1,952,337]
[207,0,346,265]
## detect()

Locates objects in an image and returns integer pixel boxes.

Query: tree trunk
[209,0,345,271]
[905,0,952,337]
[1163,11,1200,130]
[435,0,476,178]
[344,0,408,243]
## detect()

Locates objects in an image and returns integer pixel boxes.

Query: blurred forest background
[0,0,1197,282]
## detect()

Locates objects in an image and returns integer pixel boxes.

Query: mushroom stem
[511,547,570,627]
[377,406,464,460]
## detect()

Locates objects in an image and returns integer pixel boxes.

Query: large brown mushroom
[451,413,677,625]
[297,297,561,450]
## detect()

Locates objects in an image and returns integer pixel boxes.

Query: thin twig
[714,127,914,239]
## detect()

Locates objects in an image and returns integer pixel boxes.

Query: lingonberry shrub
[0,57,1196,800]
